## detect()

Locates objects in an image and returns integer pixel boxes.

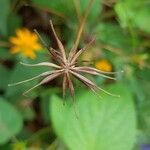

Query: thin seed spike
[30,30,64,66]
[71,38,95,65]
[34,29,49,50]
[23,82,42,96]
[81,79,102,99]
[66,73,79,118]
[50,48,65,64]
[70,70,119,98]
[23,71,62,95]
[20,62,61,69]
[98,87,120,98]
[93,90,103,99]
[8,71,52,86]
[70,70,101,98]
[86,83,102,99]
[95,69,124,75]
[72,68,116,80]
[72,99,79,119]
[62,73,67,99]
[50,47,61,56]
[66,73,75,98]
[70,70,101,94]
[44,45,64,65]
[49,20,67,62]
[68,0,94,61]
[48,48,65,66]
[75,66,124,75]
[70,70,97,87]
[8,76,41,87]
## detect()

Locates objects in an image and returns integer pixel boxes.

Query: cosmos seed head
[8,0,122,100]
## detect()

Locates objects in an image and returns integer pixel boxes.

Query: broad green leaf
[0,0,10,36]
[115,0,150,33]
[0,97,23,145]
[50,83,136,150]
[40,88,60,123]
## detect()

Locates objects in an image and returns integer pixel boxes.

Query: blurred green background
[0,0,150,150]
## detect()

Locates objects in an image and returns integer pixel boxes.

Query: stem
[69,0,94,60]
[74,0,94,51]
[73,0,82,23]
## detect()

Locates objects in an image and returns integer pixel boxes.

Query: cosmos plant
[9,0,122,100]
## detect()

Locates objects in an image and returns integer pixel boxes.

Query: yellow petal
[33,43,42,51]
[30,34,38,43]
[10,46,20,54]
[9,37,20,45]
[16,29,24,39]
[24,49,36,59]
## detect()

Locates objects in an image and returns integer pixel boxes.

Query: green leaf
[115,0,150,33]
[79,0,102,25]
[0,0,10,36]
[0,97,23,145]
[0,48,12,60]
[32,0,101,24]
[50,83,136,150]
[5,62,39,100]
[7,13,22,36]
[5,53,49,101]
[0,65,11,90]
[32,0,75,18]
[94,23,132,50]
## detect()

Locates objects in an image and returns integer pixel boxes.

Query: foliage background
[0,0,149,149]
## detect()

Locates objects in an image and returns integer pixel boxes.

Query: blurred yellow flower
[9,28,42,59]
[95,59,112,72]
[131,53,148,69]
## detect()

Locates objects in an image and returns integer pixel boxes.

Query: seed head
[8,0,122,100]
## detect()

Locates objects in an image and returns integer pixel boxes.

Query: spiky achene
[9,0,121,100]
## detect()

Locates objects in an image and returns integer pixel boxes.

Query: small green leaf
[32,0,75,18]
[0,97,23,145]
[50,83,136,150]
[0,0,10,36]
[32,0,101,25]
[94,23,132,50]
[115,0,150,33]
[7,13,22,36]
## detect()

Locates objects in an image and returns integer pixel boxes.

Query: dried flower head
[9,28,42,59]
[9,0,122,100]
